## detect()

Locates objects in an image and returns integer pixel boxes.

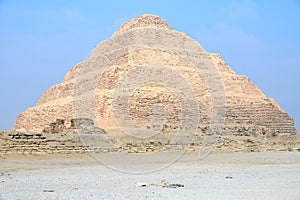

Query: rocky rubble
[42,118,106,134]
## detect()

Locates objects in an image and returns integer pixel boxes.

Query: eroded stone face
[93,49,212,133]
[13,14,298,142]
[112,14,172,37]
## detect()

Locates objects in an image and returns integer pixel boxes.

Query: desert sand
[0,151,299,199]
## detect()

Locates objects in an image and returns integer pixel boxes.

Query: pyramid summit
[113,14,172,36]
[12,14,299,152]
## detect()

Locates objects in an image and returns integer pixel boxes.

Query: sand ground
[0,152,299,200]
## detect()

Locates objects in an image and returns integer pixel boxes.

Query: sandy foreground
[0,151,299,200]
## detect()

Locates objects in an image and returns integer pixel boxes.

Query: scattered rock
[161,179,184,188]
[164,184,184,188]
[135,182,148,187]
[43,189,54,192]
[135,179,184,188]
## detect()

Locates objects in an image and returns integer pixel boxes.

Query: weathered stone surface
[42,118,106,134]
[1,130,299,156]
[12,14,299,151]
[113,14,172,37]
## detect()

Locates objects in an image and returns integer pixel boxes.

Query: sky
[0,0,300,132]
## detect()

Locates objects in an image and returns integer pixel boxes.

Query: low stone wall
[1,130,299,156]
[0,131,86,155]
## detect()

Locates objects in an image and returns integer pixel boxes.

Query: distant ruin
[42,118,105,134]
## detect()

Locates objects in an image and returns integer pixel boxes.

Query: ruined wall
[1,129,299,156]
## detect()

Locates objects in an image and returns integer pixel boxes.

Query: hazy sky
[1,0,300,132]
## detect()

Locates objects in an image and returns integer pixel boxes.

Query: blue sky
[0,0,300,132]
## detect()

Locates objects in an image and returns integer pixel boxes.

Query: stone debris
[42,118,106,134]
[135,182,148,187]
[164,184,184,188]
[136,179,184,188]
[43,189,54,193]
